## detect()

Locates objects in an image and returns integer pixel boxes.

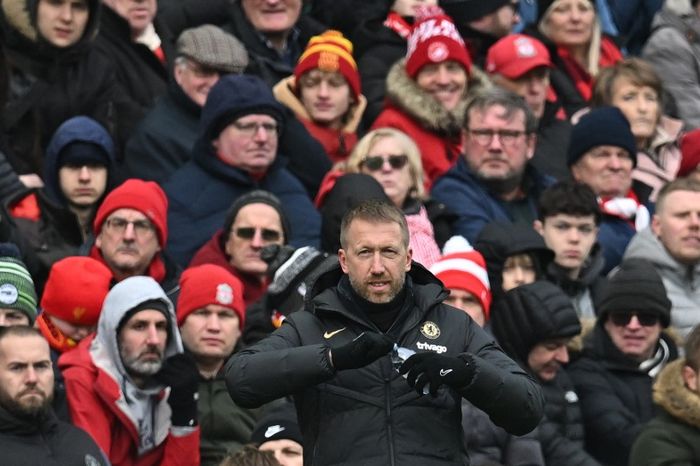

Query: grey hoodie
[89,275,184,454]
[624,227,700,338]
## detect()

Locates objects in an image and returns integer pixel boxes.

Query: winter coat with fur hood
[0,0,130,188]
[273,75,367,164]
[371,59,490,189]
[624,227,700,339]
[629,358,700,466]
[59,276,200,466]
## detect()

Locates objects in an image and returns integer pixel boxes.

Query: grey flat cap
[176,25,249,74]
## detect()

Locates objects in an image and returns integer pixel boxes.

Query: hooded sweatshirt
[624,227,700,338]
[59,276,199,466]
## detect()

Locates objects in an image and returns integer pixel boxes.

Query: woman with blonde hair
[344,127,452,267]
[528,0,622,117]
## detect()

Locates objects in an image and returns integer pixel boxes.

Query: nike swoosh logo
[323,328,346,339]
[439,369,453,377]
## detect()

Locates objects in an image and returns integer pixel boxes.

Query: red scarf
[598,190,650,231]
[384,12,412,40]
[558,37,622,102]
[37,313,78,353]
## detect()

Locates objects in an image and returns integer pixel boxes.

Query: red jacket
[59,335,200,466]
[372,103,461,189]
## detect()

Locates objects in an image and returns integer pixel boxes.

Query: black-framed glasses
[104,217,155,237]
[467,128,527,146]
[234,227,282,242]
[609,312,660,327]
[506,1,520,13]
[360,154,409,172]
[232,121,279,137]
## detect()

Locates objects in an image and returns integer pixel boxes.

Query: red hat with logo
[429,236,492,319]
[405,6,472,78]
[93,179,169,246]
[176,264,245,329]
[486,34,552,79]
[294,30,361,100]
[41,256,113,326]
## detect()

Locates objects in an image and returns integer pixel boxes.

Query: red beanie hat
[41,256,113,326]
[679,128,700,177]
[429,236,492,319]
[93,179,169,246]
[405,6,472,78]
[294,30,361,100]
[176,264,245,328]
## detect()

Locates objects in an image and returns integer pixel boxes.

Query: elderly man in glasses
[90,179,181,301]
[432,87,554,243]
[164,74,321,268]
[567,258,679,466]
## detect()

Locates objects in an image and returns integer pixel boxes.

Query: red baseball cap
[486,34,552,80]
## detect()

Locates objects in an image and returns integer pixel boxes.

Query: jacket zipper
[384,358,396,466]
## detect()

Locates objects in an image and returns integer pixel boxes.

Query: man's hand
[330,332,393,371]
[154,353,200,427]
[399,352,475,397]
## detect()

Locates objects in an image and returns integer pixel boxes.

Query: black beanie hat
[439,0,511,23]
[596,258,671,327]
[116,299,172,336]
[221,190,291,245]
[250,402,303,446]
[58,141,111,168]
[491,280,581,364]
[567,106,638,168]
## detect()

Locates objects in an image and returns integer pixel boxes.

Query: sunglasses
[360,154,409,172]
[609,312,660,327]
[234,227,282,242]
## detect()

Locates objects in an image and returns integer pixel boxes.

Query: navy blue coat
[164,140,321,266]
[431,157,554,243]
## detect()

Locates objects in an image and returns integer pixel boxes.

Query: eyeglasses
[232,121,279,137]
[467,128,528,147]
[506,1,520,13]
[360,154,409,172]
[609,312,660,327]
[104,217,155,237]
[234,227,282,242]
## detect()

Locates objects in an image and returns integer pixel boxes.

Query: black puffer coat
[0,405,109,465]
[227,263,544,466]
[567,322,679,466]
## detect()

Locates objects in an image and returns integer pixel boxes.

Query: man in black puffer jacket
[227,200,544,466]
[491,280,600,466]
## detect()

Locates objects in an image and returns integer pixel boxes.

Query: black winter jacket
[567,322,678,466]
[227,263,544,466]
[0,406,109,466]
[539,371,600,466]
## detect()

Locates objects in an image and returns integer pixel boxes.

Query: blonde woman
[529,0,622,117]
[345,128,452,267]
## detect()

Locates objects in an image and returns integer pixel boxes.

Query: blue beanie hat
[200,74,286,140]
[567,106,637,168]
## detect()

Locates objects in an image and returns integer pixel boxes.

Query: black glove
[154,353,200,427]
[261,244,296,278]
[330,332,394,371]
[399,352,475,397]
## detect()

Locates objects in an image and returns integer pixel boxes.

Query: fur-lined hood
[273,75,367,134]
[653,359,700,428]
[384,58,491,135]
[1,0,100,56]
